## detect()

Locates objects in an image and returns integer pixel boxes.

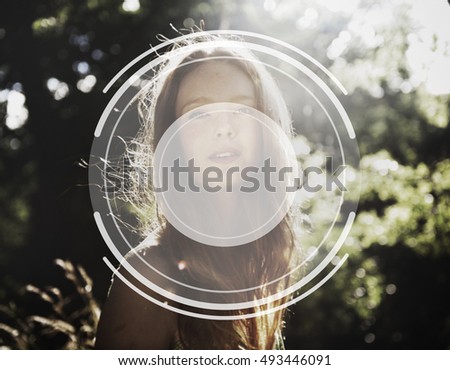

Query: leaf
[28,316,76,336]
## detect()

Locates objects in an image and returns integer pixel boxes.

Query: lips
[208,149,242,164]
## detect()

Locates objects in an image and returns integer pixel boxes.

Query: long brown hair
[129,34,300,349]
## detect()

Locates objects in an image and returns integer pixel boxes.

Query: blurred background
[0,0,449,349]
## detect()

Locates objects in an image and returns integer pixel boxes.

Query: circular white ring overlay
[90,30,360,319]
[153,102,298,247]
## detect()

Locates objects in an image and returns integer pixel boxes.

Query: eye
[233,106,253,115]
[188,110,211,120]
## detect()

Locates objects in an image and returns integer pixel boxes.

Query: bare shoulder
[95,244,179,349]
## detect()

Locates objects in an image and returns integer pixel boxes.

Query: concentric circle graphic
[153,102,298,247]
[89,30,361,319]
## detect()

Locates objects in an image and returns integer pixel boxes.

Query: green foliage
[352,151,450,255]
[0,0,449,349]
[0,260,99,349]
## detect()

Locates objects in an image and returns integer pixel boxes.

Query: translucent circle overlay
[89,30,361,319]
[153,102,298,247]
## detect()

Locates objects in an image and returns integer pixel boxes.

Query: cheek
[239,121,261,148]
[179,125,209,159]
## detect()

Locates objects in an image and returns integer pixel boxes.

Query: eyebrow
[180,95,256,115]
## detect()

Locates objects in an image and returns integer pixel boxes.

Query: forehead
[175,60,256,116]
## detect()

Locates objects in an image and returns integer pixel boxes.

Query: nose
[214,113,235,139]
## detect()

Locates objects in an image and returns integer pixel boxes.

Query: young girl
[95,33,300,350]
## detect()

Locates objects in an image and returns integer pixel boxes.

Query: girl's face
[174,61,261,178]
[154,58,295,246]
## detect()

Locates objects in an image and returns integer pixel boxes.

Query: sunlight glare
[122,0,140,12]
